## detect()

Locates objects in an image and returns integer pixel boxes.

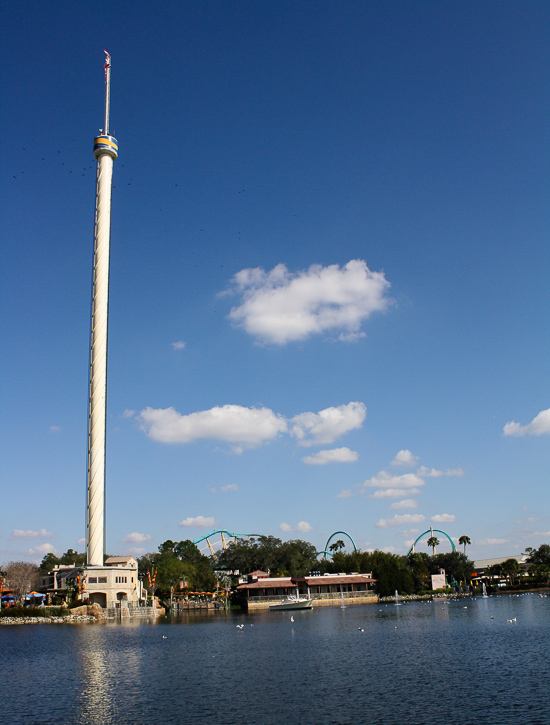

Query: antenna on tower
[103,50,111,135]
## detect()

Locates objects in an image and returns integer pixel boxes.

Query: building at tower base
[84,557,143,609]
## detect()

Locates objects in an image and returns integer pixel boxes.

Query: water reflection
[73,625,145,724]
[2,594,549,724]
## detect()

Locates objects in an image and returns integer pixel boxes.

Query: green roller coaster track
[321,531,358,560]
[193,530,262,556]
[407,528,456,556]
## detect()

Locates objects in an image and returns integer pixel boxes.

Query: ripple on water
[2,594,549,724]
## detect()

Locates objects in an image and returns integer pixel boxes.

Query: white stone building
[83,556,143,608]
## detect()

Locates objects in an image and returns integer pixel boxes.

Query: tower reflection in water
[74,625,143,723]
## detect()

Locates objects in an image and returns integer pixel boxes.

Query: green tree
[501,558,521,587]
[526,543,550,567]
[40,552,61,571]
[427,537,440,555]
[429,551,474,586]
[157,557,186,606]
[278,539,318,577]
[147,540,218,596]
[407,553,431,591]
[321,549,414,597]
[458,535,471,555]
[59,549,86,567]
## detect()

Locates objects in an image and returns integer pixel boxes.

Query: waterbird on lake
[290,616,294,622]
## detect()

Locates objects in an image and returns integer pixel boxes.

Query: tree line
[2,541,549,603]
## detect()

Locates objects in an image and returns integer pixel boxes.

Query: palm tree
[427,536,440,555]
[458,535,471,555]
[329,540,346,553]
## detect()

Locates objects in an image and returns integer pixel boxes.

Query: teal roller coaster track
[193,530,262,556]
[406,528,456,556]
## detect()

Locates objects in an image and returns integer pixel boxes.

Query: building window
[89,577,98,583]
[98,577,107,583]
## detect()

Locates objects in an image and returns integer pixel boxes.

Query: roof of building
[237,577,293,590]
[105,556,137,566]
[301,574,375,585]
[473,555,529,569]
[248,570,270,578]
[237,573,376,590]
[57,567,81,580]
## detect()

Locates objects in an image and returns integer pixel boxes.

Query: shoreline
[0,614,98,625]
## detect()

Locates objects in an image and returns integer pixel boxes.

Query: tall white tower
[86,51,118,567]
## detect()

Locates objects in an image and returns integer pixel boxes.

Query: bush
[69,598,89,609]
[0,605,71,618]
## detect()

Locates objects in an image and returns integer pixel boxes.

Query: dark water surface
[2,593,549,724]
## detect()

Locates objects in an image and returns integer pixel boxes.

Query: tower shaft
[86,52,118,567]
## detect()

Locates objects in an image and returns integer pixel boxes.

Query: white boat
[269,595,313,611]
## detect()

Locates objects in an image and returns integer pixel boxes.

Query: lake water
[2,593,549,724]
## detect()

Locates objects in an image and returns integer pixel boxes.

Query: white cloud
[10,528,54,540]
[77,538,86,547]
[172,340,185,350]
[279,521,313,533]
[179,516,215,528]
[220,484,239,492]
[431,514,456,523]
[291,402,366,446]
[391,449,419,467]
[381,546,398,554]
[375,514,426,528]
[338,331,366,342]
[337,489,353,499]
[363,471,425,490]
[139,405,287,447]
[390,499,418,510]
[49,425,60,433]
[516,517,541,524]
[122,532,152,545]
[533,530,550,537]
[125,546,147,556]
[369,488,422,498]
[227,259,392,345]
[302,447,358,465]
[503,408,550,437]
[139,400,366,451]
[27,543,56,556]
[417,466,464,477]
[476,538,507,546]
[121,409,136,419]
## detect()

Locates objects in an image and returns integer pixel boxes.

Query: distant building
[40,556,143,609]
[40,565,82,600]
[237,573,377,610]
[472,554,530,588]
[473,554,529,571]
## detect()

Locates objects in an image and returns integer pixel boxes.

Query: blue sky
[2,1,549,564]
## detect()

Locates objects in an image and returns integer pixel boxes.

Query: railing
[247,594,290,603]
[310,590,375,600]
[105,604,163,618]
[247,590,375,603]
